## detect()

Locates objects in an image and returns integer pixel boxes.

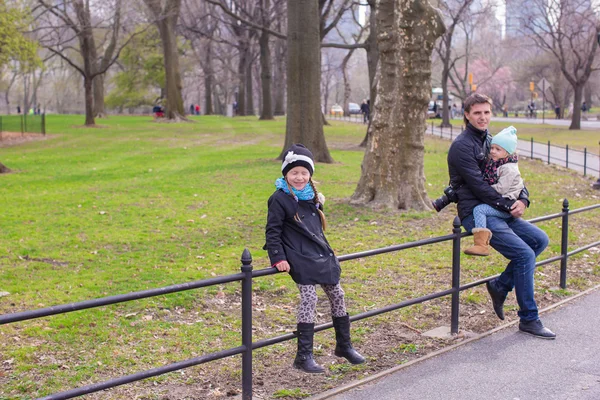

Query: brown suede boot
[464,228,492,256]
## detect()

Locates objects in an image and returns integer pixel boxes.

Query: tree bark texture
[351,0,445,210]
[282,0,332,163]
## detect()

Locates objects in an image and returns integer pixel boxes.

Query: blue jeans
[462,213,549,322]
[473,203,511,228]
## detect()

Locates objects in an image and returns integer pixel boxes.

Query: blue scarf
[275,177,315,201]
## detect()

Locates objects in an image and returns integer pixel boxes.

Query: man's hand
[510,200,527,218]
[273,260,290,272]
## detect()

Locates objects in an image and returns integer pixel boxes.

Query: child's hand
[273,260,291,272]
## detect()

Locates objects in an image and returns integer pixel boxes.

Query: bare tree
[434,0,476,127]
[35,0,128,125]
[519,0,600,129]
[350,0,445,210]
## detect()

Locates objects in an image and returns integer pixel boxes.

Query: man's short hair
[463,93,493,124]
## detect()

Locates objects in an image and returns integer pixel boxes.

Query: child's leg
[323,284,365,364]
[297,284,318,323]
[322,283,347,318]
[466,204,507,257]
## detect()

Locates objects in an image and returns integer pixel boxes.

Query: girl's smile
[286,166,310,190]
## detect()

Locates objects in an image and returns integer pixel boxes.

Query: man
[360,99,370,124]
[447,93,555,339]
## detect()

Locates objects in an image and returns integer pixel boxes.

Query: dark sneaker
[486,279,507,320]
[519,319,556,339]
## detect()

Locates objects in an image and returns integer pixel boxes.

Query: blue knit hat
[492,126,518,154]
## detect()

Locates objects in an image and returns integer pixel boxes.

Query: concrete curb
[309,283,600,400]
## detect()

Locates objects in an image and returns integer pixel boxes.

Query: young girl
[265,144,365,373]
[464,126,524,256]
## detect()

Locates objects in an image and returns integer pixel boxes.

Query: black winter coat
[264,189,341,285]
[447,123,529,221]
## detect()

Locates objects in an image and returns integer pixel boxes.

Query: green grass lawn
[1,115,599,399]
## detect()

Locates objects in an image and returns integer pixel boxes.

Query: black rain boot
[332,314,366,365]
[293,323,325,373]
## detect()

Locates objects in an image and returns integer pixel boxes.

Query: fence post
[21,114,24,135]
[240,249,253,400]
[531,137,534,159]
[583,148,587,176]
[566,144,569,168]
[431,120,434,134]
[547,141,551,165]
[560,199,569,289]
[451,216,462,334]
[42,113,46,135]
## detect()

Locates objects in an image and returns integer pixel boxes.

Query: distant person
[233,101,238,116]
[190,104,194,115]
[452,103,458,119]
[152,104,164,118]
[581,101,588,119]
[360,99,370,124]
[265,144,365,373]
[29,108,34,115]
[37,104,41,115]
[17,105,21,114]
[195,104,200,115]
[555,105,560,119]
[503,104,508,117]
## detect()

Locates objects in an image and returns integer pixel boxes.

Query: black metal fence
[0,114,46,136]
[1,200,600,400]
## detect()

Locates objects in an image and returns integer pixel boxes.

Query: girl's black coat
[264,189,341,285]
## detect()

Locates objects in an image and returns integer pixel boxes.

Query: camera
[432,185,458,212]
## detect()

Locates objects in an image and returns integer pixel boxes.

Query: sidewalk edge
[309,283,600,400]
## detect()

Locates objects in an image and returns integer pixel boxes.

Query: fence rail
[0,114,46,136]
[1,201,600,400]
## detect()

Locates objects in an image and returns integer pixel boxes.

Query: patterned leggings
[296,283,347,323]
[473,203,512,229]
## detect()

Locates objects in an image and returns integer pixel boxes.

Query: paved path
[315,287,600,400]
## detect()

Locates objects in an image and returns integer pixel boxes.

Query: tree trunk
[236,43,249,116]
[350,0,445,210]
[273,36,286,116]
[440,53,451,127]
[203,41,214,115]
[146,0,186,120]
[158,20,185,119]
[74,0,96,126]
[93,73,106,117]
[245,60,254,116]
[342,50,354,116]
[259,25,274,120]
[0,162,11,174]
[282,0,333,163]
[569,84,584,130]
[84,76,95,126]
[360,0,379,147]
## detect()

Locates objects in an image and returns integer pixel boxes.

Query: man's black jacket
[447,123,529,221]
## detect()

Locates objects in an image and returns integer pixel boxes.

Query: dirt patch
[0,131,48,148]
